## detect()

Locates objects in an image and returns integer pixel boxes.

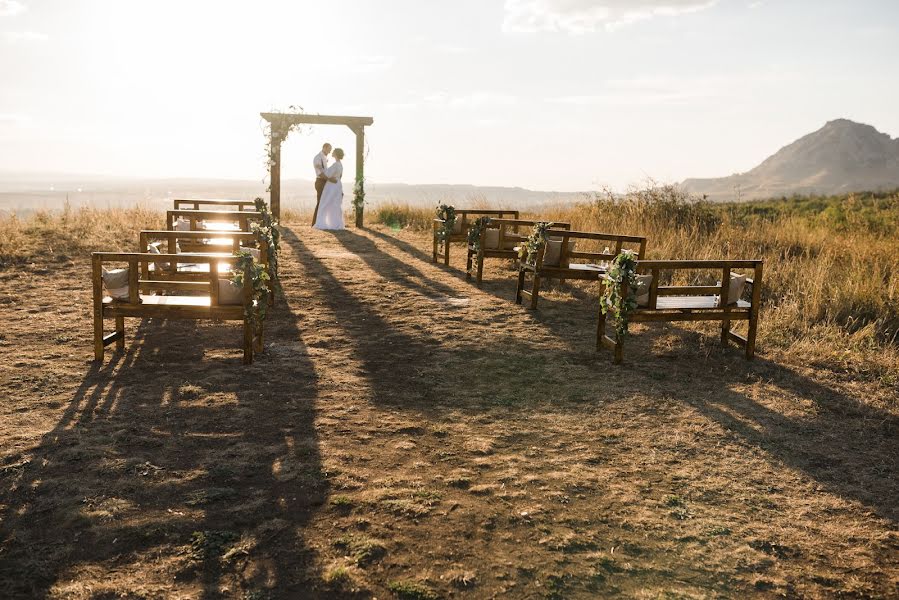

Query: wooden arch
[261,112,374,225]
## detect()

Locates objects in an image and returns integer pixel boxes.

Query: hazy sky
[1,0,897,191]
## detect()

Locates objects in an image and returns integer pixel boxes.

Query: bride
[313,147,345,230]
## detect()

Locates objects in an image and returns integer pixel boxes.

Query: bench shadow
[326,229,462,300]
[0,274,327,597]
[366,228,597,306]
[300,225,899,525]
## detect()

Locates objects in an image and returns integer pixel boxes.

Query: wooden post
[355,126,365,228]
[269,134,281,221]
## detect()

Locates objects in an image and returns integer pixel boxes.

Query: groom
[312,142,332,225]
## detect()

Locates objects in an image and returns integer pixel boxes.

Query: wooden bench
[92,252,262,364]
[173,198,256,211]
[166,209,261,233]
[432,209,519,266]
[597,259,763,363]
[516,230,647,308]
[466,219,571,286]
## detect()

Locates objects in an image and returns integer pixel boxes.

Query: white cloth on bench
[717,273,747,306]
[102,267,133,301]
[146,243,171,272]
[543,239,575,267]
[634,274,653,307]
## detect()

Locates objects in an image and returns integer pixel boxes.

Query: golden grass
[1,191,896,381]
[373,186,899,383]
[0,203,163,266]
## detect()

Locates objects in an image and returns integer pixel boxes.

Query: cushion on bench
[543,239,575,267]
[147,243,171,272]
[102,267,134,301]
[483,229,519,250]
[240,246,261,261]
[718,273,747,306]
[635,274,653,307]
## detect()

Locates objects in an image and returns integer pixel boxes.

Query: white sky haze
[1,0,897,191]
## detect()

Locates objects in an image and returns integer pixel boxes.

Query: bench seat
[650,297,750,310]
[101,294,245,320]
[105,294,214,307]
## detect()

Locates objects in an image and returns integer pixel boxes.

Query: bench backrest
[534,230,647,268]
[138,230,268,280]
[166,209,261,232]
[92,252,251,307]
[478,219,571,250]
[139,230,264,255]
[630,259,764,309]
[173,198,256,211]
[434,210,521,234]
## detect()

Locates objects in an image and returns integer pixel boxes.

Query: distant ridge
[0,173,586,214]
[682,119,899,201]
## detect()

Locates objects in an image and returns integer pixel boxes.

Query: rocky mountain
[682,119,899,201]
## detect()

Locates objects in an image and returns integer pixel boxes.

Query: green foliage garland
[263,106,306,173]
[600,250,640,338]
[435,204,456,242]
[353,175,365,216]
[518,221,554,265]
[232,250,271,331]
[467,216,492,253]
[251,197,281,295]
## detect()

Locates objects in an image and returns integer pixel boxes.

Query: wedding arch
[261,111,374,226]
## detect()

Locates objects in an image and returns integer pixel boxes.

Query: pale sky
[1,0,897,191]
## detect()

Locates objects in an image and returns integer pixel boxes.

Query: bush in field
[373,202,436,231]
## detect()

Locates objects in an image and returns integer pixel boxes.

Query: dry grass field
[0,195,897,599]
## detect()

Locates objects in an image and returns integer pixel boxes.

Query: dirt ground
[1,223,897,599]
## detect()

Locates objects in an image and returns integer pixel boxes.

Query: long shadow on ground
[324,226,899,524]
[0,266,326,598]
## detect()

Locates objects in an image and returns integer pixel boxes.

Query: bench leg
[613,333,624,364]
[254,318,264,354]
[465,250,473,280]
[476,253,484,286]
[515,269,525,304]
[596,308,606,351]
[93,312,104,362]
[746,313,759,360]
[444,241,450,266]
[721,315,731,348]
[432,233,438,263]
[529,275,541,309]
[243,319,253,365]
[115,316,125,351]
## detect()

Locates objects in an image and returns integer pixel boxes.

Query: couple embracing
[312,143,345,230]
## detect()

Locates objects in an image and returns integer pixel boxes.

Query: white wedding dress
[313,161,344,230]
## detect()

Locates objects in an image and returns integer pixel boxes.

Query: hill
[682,119,899,201]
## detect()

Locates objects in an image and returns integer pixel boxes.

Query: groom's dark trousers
[312,176,327,225]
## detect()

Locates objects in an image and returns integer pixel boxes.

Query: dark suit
[312,152,328,225]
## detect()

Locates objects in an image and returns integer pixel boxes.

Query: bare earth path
[1,224,897,599]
